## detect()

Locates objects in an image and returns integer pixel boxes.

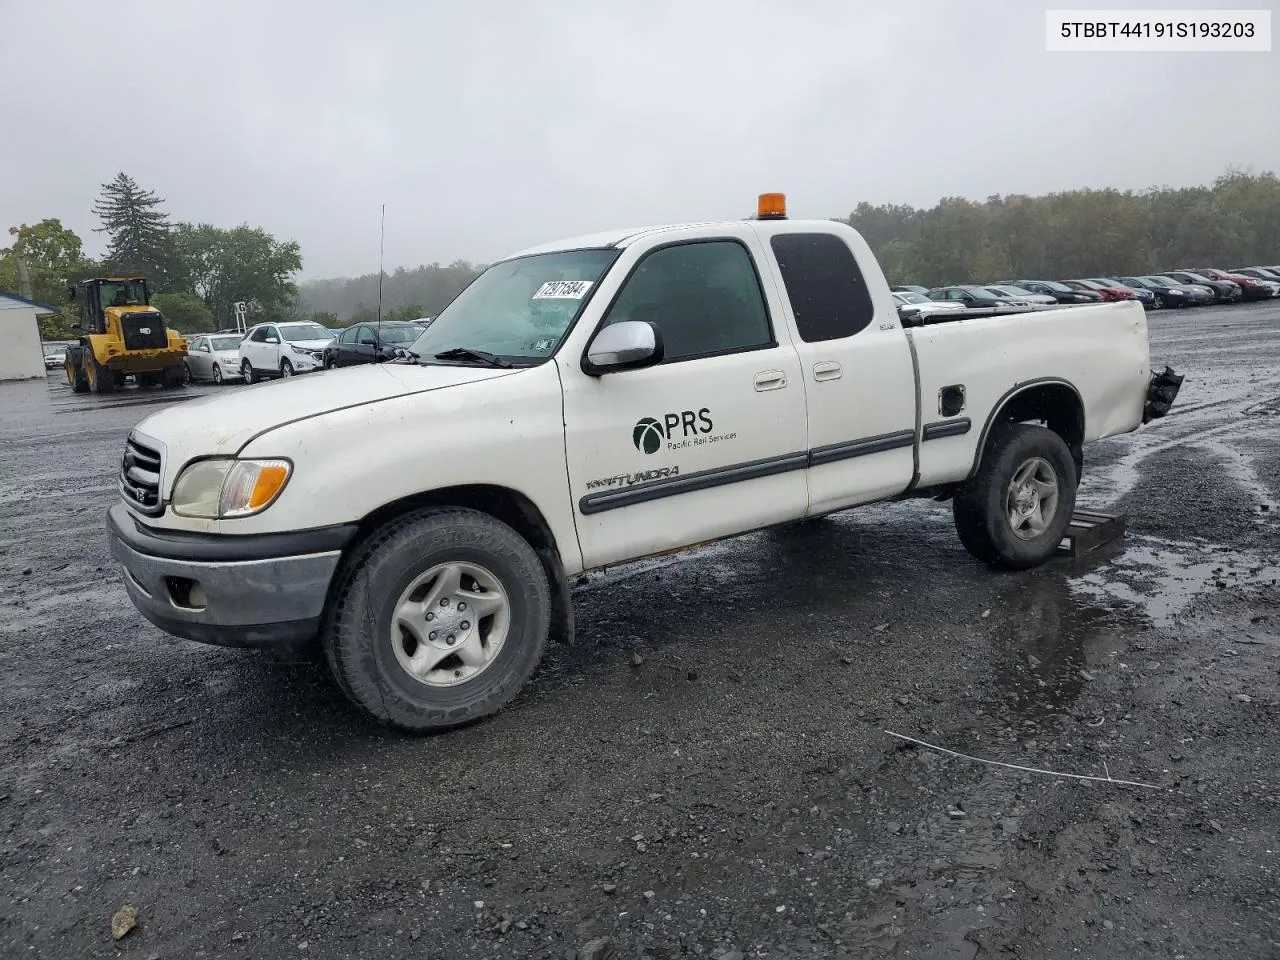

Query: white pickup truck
[107,194,1182,732]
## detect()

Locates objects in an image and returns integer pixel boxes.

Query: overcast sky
[7,0,1277,279]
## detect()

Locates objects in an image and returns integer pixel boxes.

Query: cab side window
[339,327,360,344]
[248,327,268,342]
[601,240,773,362]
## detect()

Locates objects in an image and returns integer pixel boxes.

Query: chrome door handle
[754,369,788,391]
[813,360,842,381]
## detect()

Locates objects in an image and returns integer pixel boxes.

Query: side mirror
[582,320,664,376]
[266,337,279,344]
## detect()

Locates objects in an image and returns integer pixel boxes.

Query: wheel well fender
[349,485,574,645]
[968,379,1085,481]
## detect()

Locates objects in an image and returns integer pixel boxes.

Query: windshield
[983,287,1016,298]
[211,336,242,350]
[1149,276,1181,286]
[100,279,148,308]
[1037,281,1071,292]
[997,286,1036,296]
[897,292,930,304]
[281,323,333,342]
[379,325,423,343]
[408,249,618,364]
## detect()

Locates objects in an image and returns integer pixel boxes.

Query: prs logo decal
[632,409,714,455]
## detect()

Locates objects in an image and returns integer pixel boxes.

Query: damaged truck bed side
[106,193,1182,732]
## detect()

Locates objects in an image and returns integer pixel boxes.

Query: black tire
[162,365,185,388]
[88,355,116,394]
[953,423,1077,571]
[181,362,193,385]
[1153,295,1166,309]
[322,507,552,733]
[241,359,256,384]
[280,359,294,378]
[212,364,224,385]
[66,353,89,393]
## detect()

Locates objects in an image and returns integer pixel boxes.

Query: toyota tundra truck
[107,193,1182,732]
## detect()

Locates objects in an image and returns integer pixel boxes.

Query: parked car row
[890,264,1280,321]
[181,318,433,385]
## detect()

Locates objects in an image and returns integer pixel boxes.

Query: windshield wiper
[432,347,512,368]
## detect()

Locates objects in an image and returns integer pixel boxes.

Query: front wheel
[212,364,224,385]
[280,359,294,377]
[953,423,1077,570]
[322,507,552,733]
[66,355,89,393]
[241,359,256,384]
[181,362,193,385]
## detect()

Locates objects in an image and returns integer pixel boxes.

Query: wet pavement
[1,302,1278,959]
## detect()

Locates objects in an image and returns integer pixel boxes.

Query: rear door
[188,337,211,377]
[559,229,809,569]
[756,227,918,515]
[333,326,360,366]
[241,326,268,370]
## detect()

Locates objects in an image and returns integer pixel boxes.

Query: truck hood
[133,362,521,469]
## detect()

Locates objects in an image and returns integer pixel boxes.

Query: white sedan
[184,334,246,384]
[892,291,967,322]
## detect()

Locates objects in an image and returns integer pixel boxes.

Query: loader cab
[68,278,151,334]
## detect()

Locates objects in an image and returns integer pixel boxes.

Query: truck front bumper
[106,502,359,649]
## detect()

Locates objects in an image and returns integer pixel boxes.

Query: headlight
[171,458,292,518]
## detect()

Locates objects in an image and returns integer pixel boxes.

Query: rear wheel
[953,423,1077,570]
[322,507,552,733]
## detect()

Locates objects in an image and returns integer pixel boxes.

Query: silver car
[183,333,246,385]
[982,285,1058,307]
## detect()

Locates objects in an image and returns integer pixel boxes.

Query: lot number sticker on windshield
[533,280,593,300]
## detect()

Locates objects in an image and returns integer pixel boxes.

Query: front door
[559,232,809,570]
[755,227,917,514]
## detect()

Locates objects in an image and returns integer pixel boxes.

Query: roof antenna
[376,203,385,332]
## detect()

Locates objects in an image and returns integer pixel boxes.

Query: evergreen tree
[91,172,181,290]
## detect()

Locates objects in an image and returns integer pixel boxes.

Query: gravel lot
[2,303,1278,959]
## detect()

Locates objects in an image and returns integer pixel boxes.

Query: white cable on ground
[884,730,1164,790]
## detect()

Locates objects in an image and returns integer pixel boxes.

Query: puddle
[1071,538,1280,628]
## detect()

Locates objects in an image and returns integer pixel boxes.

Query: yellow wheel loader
[63,278,188,394]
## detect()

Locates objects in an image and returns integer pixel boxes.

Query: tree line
[7,166,1277,341]
[844,167,1280,287]
[1,173,303,339]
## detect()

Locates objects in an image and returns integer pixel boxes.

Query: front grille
[120,433,164,516]
[120,312,168,350]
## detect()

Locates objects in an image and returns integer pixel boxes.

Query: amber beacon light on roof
[755,192,788,220]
